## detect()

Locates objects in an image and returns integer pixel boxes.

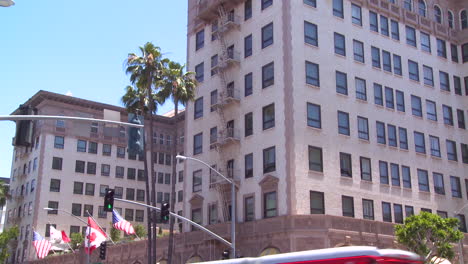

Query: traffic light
[104,189,114,212]
[161,203,170,223]
[14,105,35,147]
[127,114,144,156]
[99,241,107,260]
[221,249,230,260]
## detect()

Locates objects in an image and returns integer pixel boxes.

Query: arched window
[404,0,412,11]
[259,247,280,256]
[434,5,442,24]
[418,0,426,17]
[448,11,454,28]
[461,10,468,29]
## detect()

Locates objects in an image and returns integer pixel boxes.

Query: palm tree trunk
[167,98,178,264]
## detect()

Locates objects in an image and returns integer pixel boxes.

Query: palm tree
[158,61,197,263]
[0,180,9,208]
[124,42,167,264]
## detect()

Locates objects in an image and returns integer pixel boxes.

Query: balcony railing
[209,128,240,148]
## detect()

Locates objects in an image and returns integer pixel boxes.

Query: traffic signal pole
[114,198,233,249]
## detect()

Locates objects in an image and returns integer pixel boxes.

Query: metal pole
[0,115,144,127]
[176,155,236,258]
[114,198,232,248]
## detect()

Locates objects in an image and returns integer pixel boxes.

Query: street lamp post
[176,155,236,259]
[43,208,89,264]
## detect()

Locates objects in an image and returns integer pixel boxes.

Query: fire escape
[197,0,243,223]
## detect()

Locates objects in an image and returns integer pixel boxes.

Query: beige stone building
[183,0,468,260]
[5,90,185,262]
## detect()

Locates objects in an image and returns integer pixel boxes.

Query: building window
[310,191,324,214]
[382,202,392,222]
[380,15,389,36]
[136,189,145,202]
[52,157,62,170]
[333,0,344,18]
[429,136,441,157]
[77,140,86,152]
[334,33,346,56]
[261,0,273,10]
[264,191,277,218]
[379,161,389,185]
[54,136,64,149]
[423,65,434,86]
[88,142,97,154]
[457,109,466,129]
[244,0,252,20]
[451,44,459,63]
[396,90,405,112]
[431,172,445,195]
[193,169,202,192]
[391,20,400,40]
[448,11,454,28]
[439,71,450,91]
[71,203,82,217]
[85,183,95,196]
[394,204,403,224]
[355,77,367,101]
[244,34,252,58]
[127,168,136,180]
[388,124,397,147]
[353,40,364,63]
[195,29,204,51]
[244,72,253,97]
[75,160,85,173]
[443,105,453,126]
[47,201,58,214]
[304,21,318,46]
[101,164,110,176]
[193,133,203,155]
[451,176,462,198]
[263,146,276,173]
[356,116,368,140]
[462,144,468,164]
[244,196,255,221]
[245,153,253,178]
[351,4,362,26]
[385,87,394,109]
[307,103,321,129]
[420,32,431,52]
[463,44,468,63]
[124,209,134,221]
[114,187,123,199]
[102,144,111,156]
[405,206,414,218]
[402,166,411,188]
[456,214,467,232]
[362,199,374,220]
[334,111,350,137]
[50,179,60,192]
[117,146,125,158]
[374,83,383,106]
[393,54,402,75]
[194,97,203,119]
[195,62,204,82]
[425,100,437,121]
[382,51,392,72]
[84,204,93,217]
[308,146,323,172]
[244,112,253,137]
[342,196,354,218]
[305,61,320,86]
[418,169,430,192]
[376,121,386,144]
[418,0,426,16]
[87,162,96,175]
[208,203,217,225]
[360,157,371,181]
[261,22,273,49]
[304,0,316,7]
[414,131,426,154]
[411,95,422,117]
[126,188,135,200]
[390,163,400,186]
[340,152,352,178]
[406,26,416,47]
[262,62,274,88]
[191,208,202,231]
[262,103,275,130]
[437,39,447,58]
[335,71,348,95]
[371,46,381,68]
[408,60,419,81]
[178,170,184,182]
[446,140,458,161]
[115,166,124,178]
[454,76,462,95]
[370,11,378,32]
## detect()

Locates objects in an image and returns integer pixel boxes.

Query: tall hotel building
[184,0,468,259]
[5,91,185,262]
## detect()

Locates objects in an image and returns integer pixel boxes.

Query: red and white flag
[32,231,52,259]
[112,209,135,235]
[84,217,107,254]
[61,230,71,243]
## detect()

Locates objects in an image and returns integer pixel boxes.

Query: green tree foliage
[0,226,19,262]
[110,224,121,242]
[69,233,83,250]
[395,212,463,262]
[0,180,10,207]
[133,224,146,239]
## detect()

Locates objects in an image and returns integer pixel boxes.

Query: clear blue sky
[0,1,188,178]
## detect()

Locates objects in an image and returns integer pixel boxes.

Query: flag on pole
[61,230,71,243]
[49,225,62,243]
[32,231,52,259]
[112,209,135,235]
[84,217,107,254]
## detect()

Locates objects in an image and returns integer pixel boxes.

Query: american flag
[32,231,52,259]
[112,209,135,235]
